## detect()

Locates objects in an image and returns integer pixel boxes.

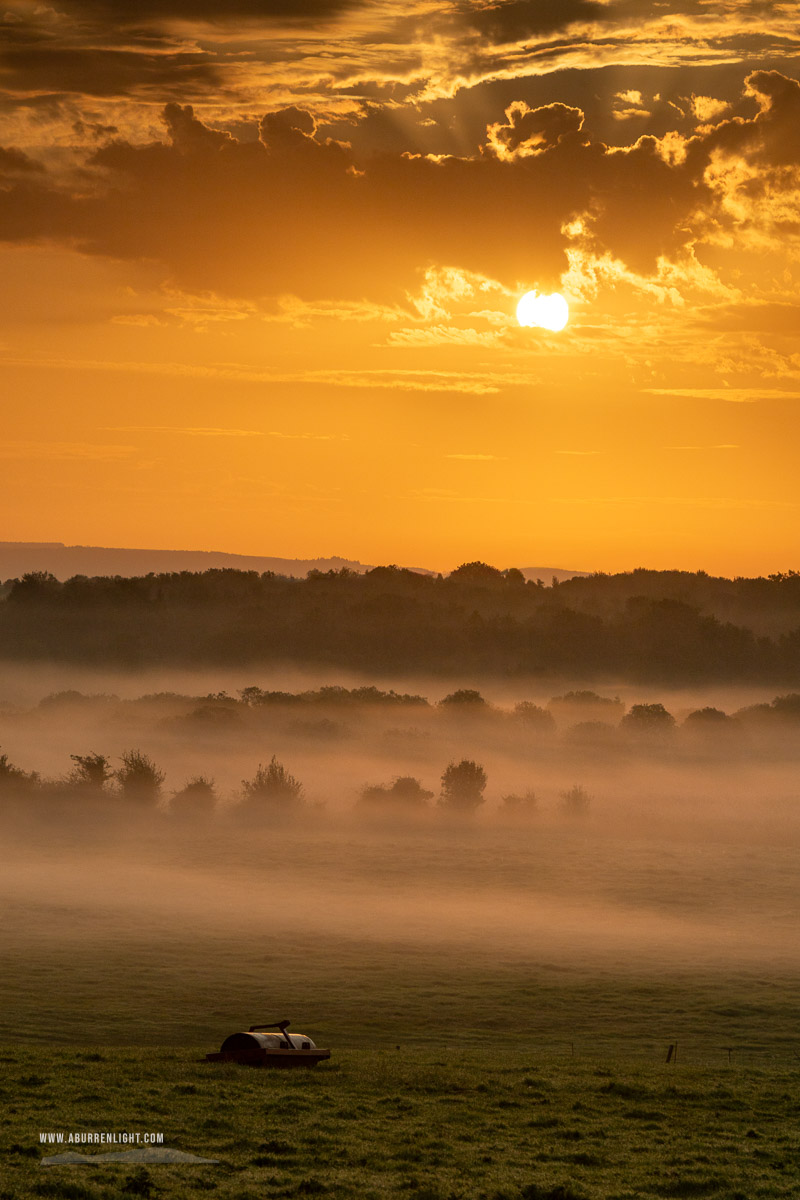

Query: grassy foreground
[1,1046,798,1200]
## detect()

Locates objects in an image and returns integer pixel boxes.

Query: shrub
[513,702,556,733]
[170,776,217,818]
[116,750,165,805]
[358,776,433,811]
[240,756,304,810]
[439,760,487,813]
[68,753,113,793]
[0,750,38,794]
[620,703,676,734]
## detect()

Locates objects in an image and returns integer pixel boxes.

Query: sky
[1,0,799,575]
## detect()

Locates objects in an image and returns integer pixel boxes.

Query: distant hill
[518,567,590,584]
[0,543,588,583]
[0,543,380,581]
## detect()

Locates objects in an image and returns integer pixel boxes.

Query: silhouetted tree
[448,562,504,584]
[439,759,487,813]
[170,776,217,818]
[548,691,624,725]
[358,776,433,812]
[439,689,486,708]
[69,753,113,793]
[770,693,800,718]
[116,749,165,805]
[513,702,556,733]
[564,721,618,749]
[683,707,731,727]
[7,571,61,602]
[0,749,38,794]
[2,563,797,682]
[620,703,676,734]
[240,756,304,813]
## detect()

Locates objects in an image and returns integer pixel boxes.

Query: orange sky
[1,1,799,574]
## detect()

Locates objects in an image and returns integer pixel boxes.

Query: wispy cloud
[387,326,502,348]
[445,453,505,461]
[110,425,264,437]
[0,440,135,461]
[554,496,798,510]
[108,425,346,440]
[644,389,800,402]
[1,356,508,395]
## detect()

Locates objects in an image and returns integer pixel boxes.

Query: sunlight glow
[516,290,569,332]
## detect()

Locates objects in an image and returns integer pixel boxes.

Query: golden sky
[1,0,800,573]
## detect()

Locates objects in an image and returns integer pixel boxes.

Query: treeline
[0,747,589,823]
[23,682,800,734]
[2,562,800,682]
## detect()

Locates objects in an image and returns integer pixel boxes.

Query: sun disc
[516,290,569,332]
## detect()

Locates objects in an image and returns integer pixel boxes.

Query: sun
[516,290,569,332]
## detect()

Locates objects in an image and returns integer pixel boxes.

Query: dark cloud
[0,73,797,301]
[66,0,355,18]
[162,103,235,153]
[0,177,80,242]
[260,107,318,145]
[0,47,220,97]
[691,70,800,167]
[462,0,606,41]
[586,137,702,274]
[327,60,777,160]
[0,103,590,295]
[73,120,120,140]
[0,146,44,174]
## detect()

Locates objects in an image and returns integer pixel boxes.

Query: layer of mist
[1,666,798,1050]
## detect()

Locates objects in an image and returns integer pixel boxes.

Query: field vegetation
[3,1045,799,1200]
[0,664,798,1200]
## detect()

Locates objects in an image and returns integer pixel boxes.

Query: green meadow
[1,811,798,1199]
[2,1043,799,1200]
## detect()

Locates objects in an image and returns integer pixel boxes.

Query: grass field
[2,808,799,1198]
[3,1046,800,1200]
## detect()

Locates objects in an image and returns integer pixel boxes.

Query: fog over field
[1,663,799,1055]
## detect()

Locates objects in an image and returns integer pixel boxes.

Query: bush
[116,750,165,805]
[240,756,304,811]
[513,702,556,733]
[620,703,676,734]
[170,776,217,818]
[439,760,487,813]
[358,776,433,812]
[683,707,732,730]
[68,753,113,793]
[0,749,38,794]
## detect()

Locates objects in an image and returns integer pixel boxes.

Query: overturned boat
[206,1020,330,1068]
